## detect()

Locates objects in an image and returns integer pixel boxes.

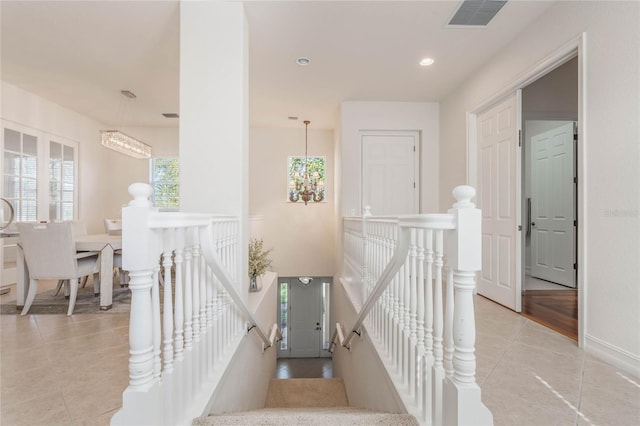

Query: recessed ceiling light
[296,57,311,66]
[420,57,435,66]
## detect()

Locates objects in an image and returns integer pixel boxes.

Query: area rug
[0,284,131,315]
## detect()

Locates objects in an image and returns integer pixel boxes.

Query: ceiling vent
[162,113,180,118]
[448,0,507,26]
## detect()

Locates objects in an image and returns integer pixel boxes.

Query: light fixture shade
[101,130,152,159]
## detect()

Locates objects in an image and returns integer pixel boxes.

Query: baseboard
[584,334,640,377]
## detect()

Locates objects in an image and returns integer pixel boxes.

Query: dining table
[15,233,123,311]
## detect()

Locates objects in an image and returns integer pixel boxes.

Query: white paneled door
[530,122,576,287]
[362,132,419,216]
[476,93,521,311]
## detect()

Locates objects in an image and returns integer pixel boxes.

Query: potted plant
[248,238,272,292]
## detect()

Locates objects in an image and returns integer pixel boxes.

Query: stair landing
[264,378,349,408]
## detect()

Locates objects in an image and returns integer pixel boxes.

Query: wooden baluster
[127,269,155,389]
[408,228,418,397]
[415,228,425,406]
[174,228,185,361]
[152,264,162,381]
[432,230,445,425]
[191,228,201,343]
[423,229,434,423]
[444,268,454,377]
[162,229,175,373]
[183,240,193,350]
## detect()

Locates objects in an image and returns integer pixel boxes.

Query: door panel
[476,93,521,311]
[362,132,418,215]
[289,280,322,358]
[530,122,576,287]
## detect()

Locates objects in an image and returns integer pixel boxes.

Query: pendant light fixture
[101,90,152,159]
[288,120,324,205]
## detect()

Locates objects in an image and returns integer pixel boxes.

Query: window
[279,281,289,350]
[150,157,179,210]
[287,156,325,202]
[3,128,39,221]
[49,140,76,221]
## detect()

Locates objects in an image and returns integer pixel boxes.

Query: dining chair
[53,220,92,296]
[103,218,122,236]
[18,222,100,316]
[104,219,128,286]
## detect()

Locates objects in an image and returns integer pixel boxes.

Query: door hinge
[413,145,416,152]
[413,182,416,189]
[573,122,578,141]
[573,177,578,184]
[574,220,577,227]
[518,129,522,147]
[518,225,522,231]
[573,263,578,270]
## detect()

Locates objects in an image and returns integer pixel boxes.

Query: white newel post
[111,183,164,426]
[443,186,493,426]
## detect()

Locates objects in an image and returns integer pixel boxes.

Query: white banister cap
[128,183,153,207]
[452,185,476,208]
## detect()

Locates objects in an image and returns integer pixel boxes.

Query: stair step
[195,407,420,425]
[264,378,349,408]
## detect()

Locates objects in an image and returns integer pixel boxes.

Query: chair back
[104,218,122,236]
[18,222,78,279]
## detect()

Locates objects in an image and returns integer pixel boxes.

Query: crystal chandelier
[289,120,324,205]
[101,90,152,159]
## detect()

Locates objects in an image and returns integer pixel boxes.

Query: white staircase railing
[331,186,493,426]
[111,183,280,426]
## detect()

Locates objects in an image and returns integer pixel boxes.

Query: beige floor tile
[0,389,71,426]
[515,320,581,357]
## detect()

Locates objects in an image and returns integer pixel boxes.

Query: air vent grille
[162,113,180,118]
[448,0,507,26]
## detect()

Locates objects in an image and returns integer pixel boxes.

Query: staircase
[196,378,419,425]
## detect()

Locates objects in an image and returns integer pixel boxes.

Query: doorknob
[315,322,321,331]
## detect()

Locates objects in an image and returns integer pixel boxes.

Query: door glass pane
[62,203,73,220]
[23,156,37,178]
[3,176,19,198]
[3,152,20,175]
[322,281,331,350]
[23,134,38,155]
[279,281,289,350]
[63,145,74,161]
[21,200,37,222]
[4,128,20,152]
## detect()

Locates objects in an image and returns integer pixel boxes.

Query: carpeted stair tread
[264,378,349,408]
[194,407,419,425]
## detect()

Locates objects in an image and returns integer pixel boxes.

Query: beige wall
[0,81,178,233]
[440,1,640,372]
[249,127,336,277]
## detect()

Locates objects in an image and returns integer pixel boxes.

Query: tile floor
[1,282,638,425]
[275,357,333,379]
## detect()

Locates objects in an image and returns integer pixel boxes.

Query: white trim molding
[584,334,640,378]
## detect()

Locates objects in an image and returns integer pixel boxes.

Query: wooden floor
[521,290,578,341]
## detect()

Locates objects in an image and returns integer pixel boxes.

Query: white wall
[332,278,406,413]
[207,273,278,414]
[249,127,336,277]
[340,101,439,216]
[440,1,640,373]
[0,81,162,233]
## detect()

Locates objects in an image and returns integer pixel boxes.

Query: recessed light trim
[420,57,435,66]
[296,57,311,66]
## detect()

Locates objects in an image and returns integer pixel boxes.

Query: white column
[179,1,249,289]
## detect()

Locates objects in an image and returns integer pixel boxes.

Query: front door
[361,131,419,215]
[476,92,522,311]
[278,277,331,358]
[530,122,576,287]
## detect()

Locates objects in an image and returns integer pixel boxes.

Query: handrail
[199,222,277,351]
[333,213,457,351]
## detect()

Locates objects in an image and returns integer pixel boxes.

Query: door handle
[526,198,532,237]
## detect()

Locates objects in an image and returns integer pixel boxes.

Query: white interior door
[476,93,522,311]
[289,280,322,358]
[362,132,418,215]
[530,122,576,287]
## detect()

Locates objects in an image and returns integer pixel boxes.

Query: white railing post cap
[128,183,154,207]
[452,186,476,209]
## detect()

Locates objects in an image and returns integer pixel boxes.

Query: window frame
[149,157,180,211]
[286,155,327,203]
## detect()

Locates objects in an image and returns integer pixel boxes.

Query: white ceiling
[1,1,556,130]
